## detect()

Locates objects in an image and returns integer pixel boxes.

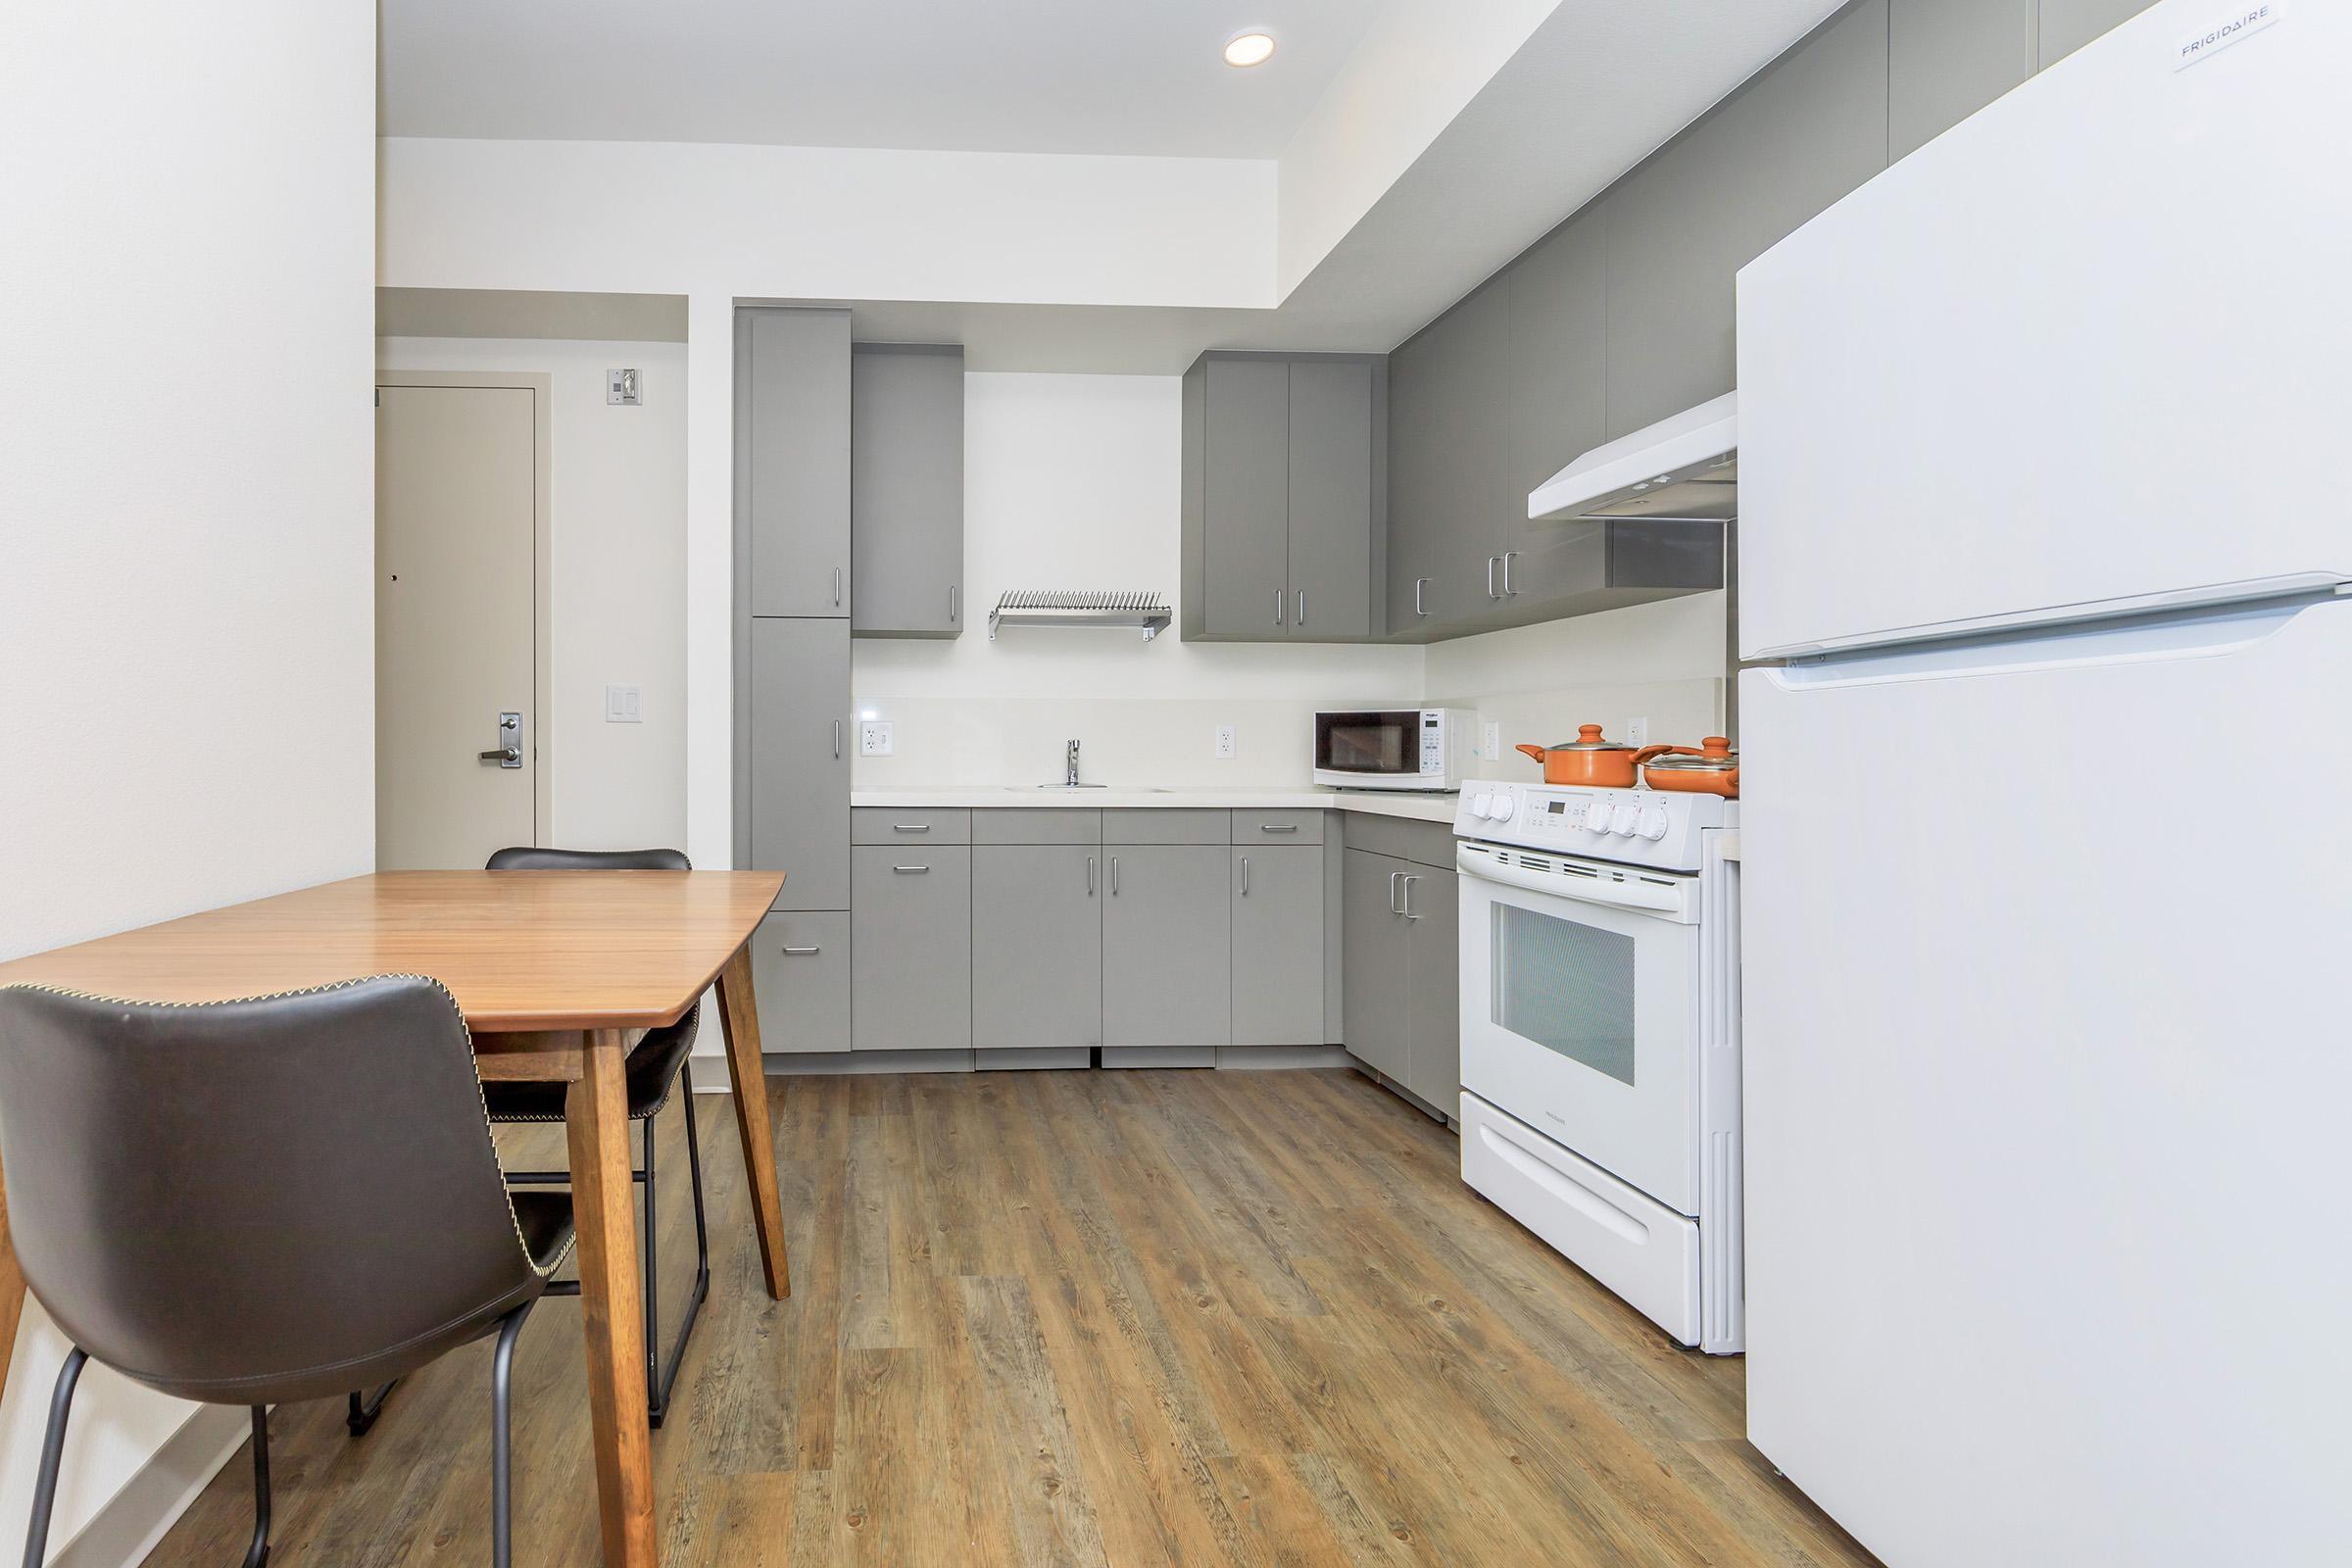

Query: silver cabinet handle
[949,583,958,622]
[833,565,843,606]
[1296,589,1305,626]
[1239,855,1250,896]
[781,945,822,956]
[1274,589,1285,626]
[1388,869,1402,914]
[892,864,931,874]
[1415,577,1429,616]
[1486,556,1498,599]
[1087,855,1096,895]
[1400,874,1421,919]
[892,823,930,832]
[833,719,842,758]
[1259,823,1298,834]
[1502,552,1519,596]
[1109,856,1119,895]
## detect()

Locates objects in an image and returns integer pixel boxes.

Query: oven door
[1312,710,1424,783]
[1456,843,1701,1215]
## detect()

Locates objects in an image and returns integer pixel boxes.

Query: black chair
[0,975,574,1568]
[479,846,709,1430]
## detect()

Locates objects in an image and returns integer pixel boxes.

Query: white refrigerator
[1735,3,2351,1565]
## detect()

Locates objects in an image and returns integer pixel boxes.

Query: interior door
[374,382,538,870]
[1740,597,2352,1567]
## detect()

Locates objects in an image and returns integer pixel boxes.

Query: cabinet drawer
[1232,808,1324,845]
[1105,808,1227,845]
[1343,810,1457,869]
[972,808,1102,845]
[746,910,850,1055]
[852,807,971,845]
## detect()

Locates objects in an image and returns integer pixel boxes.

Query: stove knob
[1489,794,1516,822]
[1582,800,1613,832]
[1610,804,1642,836]
[1638,806,1670,841]
[1468,791,1493,819]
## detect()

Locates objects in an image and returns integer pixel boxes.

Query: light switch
[606,684,643,723]
[858,720,894,757]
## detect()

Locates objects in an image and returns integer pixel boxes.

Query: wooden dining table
[0,869,790,1567]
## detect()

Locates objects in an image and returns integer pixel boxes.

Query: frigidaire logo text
[2180,4,2277,68]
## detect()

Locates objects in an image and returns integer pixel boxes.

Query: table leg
[0,1147,24,1415]
[567,1029,658,1566]
[713,945,791,1299]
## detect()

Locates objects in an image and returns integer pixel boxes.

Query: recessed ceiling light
[1223,30,1276,68]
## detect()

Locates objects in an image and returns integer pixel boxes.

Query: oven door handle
[1454,844,1699,922]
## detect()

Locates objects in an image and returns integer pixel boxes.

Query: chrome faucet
[1065,739,1081,787]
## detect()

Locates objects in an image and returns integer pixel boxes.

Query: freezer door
[1739,597,2352,1568]
[1738,0,2352,659]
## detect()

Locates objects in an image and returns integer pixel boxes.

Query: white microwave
[1312,709,1474,791]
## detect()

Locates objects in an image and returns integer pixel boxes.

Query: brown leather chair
[0,975,573,1568]
[479,846,709,1428]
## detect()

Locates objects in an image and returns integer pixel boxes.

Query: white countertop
[851,785,1460,824]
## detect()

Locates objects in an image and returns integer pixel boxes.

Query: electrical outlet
[1627,716,1649,748]
[1213,724,1237,760]
[1482,720,1501,760]
[604,684,643,723]
[858,720,894,757]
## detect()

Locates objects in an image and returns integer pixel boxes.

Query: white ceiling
[378,0,1388,158]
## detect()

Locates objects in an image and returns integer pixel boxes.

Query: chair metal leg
[647,1077,712,1429]
[490,1300,533,1568]
[346,1378,399,1436]
[21,1347,87,1568]
[243,1406,270,1568]
[642,1110,660,1422]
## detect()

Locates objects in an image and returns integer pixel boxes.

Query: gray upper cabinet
[972,845,1102,1049]
[1891,0,2036,159]
[1394,281,1510,633]
[1500,205,1611,615]
[1102,846,1230,1048]
[743,308,851,617]
[852,344,963,637]
[1182,352,1385,642]
[748,617,849,909]
[1722,0,1890,277]
[1231,846,1325,1047]
[851,845,972,1051]
[1342,849,1409,1081]
[2037,0,2155,69]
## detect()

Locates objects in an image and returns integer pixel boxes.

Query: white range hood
[1529,390,1738,523]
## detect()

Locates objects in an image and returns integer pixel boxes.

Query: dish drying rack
[987,590,1172,642]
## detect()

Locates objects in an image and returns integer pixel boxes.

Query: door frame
[373,369,555,847]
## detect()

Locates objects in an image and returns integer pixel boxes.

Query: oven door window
[1493,902,1638,1086]
[1316,711,1415,774]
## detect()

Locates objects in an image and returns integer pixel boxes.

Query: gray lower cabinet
[1343,849,1410,1080]
[740,308,851,617]
[1230,846,1324,1047]
[852,344,964,637]
[748,617,849,909]
[851,845,971,1051]
[1182,352,1385,642]
[1399,864,1460,1111]
[972,845,1102,1048]
[1891,0,2036,159]
[1343,847,1460,1114]
[1102,846,1230,1048]
[747,910,850,1055]
[2037,0,2155,69]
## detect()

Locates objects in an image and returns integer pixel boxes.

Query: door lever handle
[478,747,520,764]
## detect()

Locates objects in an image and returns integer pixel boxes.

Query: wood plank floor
[148,1068,1875,1566]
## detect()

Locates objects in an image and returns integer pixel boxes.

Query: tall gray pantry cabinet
[734,308,855,1054]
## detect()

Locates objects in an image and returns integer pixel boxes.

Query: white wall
[377,337,689,852]
[0,1,376,1560]
[851,373,1424,787]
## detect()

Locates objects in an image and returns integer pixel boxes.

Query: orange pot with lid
[1514,725,1674,789]
[1640,736,1740,798]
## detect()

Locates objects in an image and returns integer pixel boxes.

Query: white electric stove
[1452,782,1744,1352]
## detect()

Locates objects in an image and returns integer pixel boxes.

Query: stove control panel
[1456,783,1730,872]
